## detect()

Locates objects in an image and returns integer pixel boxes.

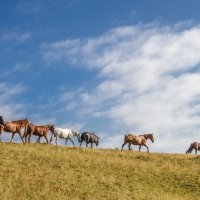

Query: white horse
[50,127,80,146]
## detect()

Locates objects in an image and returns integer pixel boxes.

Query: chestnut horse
[0,116,28,143]
[23,123,55,143]
[121,133,154,153]
[186,142,200,154]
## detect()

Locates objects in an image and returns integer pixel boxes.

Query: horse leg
[37,136,41,143]
[128,142,132,151]
[17,129,25,144]
[86,142,88,148]
[121,141,128,151]
[27,135,30,143]
[195,148,198,155]
[139,145,141,152]
[10,132,15,143]
[143,144,149,153]
[65,138,68,146]
[28,130,33,143]
[50,134,53,144]
[91,143,93,148]
[69,138,75,147]
[55,135,58,145]
[44,135,49,144]
[0,130,1,142]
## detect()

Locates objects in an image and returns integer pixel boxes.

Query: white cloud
[1,63,31,77]
[1,32,31,44]
[43,22,200,153]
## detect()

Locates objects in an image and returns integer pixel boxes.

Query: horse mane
[139,133,152,139]
[0,119,4,126]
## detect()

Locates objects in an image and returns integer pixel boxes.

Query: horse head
[76,132,82,143]
[71,129,79,136]
[93,134,100,146]
[148,133,154,143]
[48,125,56,137]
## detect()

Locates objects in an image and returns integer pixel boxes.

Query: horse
[0,116,29,143]
[121,133,154,153]
[49,127,80,146]
[79,132,100,148]
[23,123,55,144]
[186,142,200,154]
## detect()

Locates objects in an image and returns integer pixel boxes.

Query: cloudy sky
[1,0,200,153]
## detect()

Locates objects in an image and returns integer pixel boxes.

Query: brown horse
[0,116,28,143]
[186,142,200,155]
[23,123,55,143]
[121,133,154,153]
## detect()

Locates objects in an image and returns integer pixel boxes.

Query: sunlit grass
[0,143,200,200]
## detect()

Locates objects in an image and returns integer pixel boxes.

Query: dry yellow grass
[0,142,200,200]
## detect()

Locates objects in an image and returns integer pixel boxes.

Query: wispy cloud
[1,32,31,44]
[16,1,43,14]
[1,62,31,77]
[43,22,200,152]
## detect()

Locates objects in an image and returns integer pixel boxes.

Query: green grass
[0,143,200,200]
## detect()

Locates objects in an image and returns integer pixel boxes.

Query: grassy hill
[0,143,200,200]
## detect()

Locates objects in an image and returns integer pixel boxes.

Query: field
[0,142,200,200]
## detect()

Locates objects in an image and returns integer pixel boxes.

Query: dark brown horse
[79,132,100,148]
[23,123,55,143]
[186,142,200,154]
[0,116,29,143]
[121,133,154,153]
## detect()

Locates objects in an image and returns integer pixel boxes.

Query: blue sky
[1,0,200,152]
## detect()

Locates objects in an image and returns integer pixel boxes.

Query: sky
[1,0,200,153]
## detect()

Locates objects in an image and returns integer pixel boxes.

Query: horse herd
[0,116,199,154]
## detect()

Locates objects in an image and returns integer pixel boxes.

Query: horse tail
[50,131,55,143]
[23,123,29,139]
[124,134,129,143]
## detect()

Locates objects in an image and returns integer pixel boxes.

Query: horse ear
[98,137,100,139]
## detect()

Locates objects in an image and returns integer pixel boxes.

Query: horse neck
[139,134,148,139]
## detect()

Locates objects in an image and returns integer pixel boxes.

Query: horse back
[124,134,135,142]
[124,134,145,145]
[34,126,49,136]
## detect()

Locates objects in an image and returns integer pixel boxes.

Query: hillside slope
[0,143,200,200]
